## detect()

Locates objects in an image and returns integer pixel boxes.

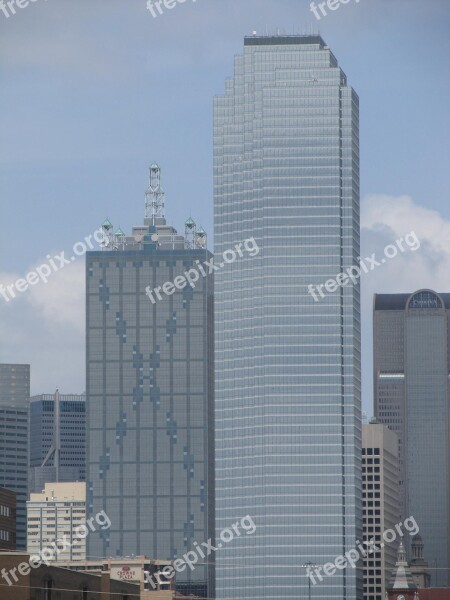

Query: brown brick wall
[0,488,16,551]
[0,553,141,600]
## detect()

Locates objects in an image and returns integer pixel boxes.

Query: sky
[0,0,449,414]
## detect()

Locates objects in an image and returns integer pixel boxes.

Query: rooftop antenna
[41,388,60,481]
[145,163,165,224]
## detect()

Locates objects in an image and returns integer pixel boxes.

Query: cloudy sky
[0,0,449,413]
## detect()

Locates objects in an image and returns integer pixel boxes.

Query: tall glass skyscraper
[214,36,361,599]
[0,363,30,549]
[374,290,450,586]
[86,165,214,598]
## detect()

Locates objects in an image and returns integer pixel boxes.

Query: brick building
[0,552,179,600]
[0,488,16,550]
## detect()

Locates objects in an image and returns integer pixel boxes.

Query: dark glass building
[29,393,86,493]
[0,363,30,549]
[374,289,450,586]
[214,35,361,599]
[86,165,214,598]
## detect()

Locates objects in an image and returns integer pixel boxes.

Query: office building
[86,165,214,598]
[26,481,86,561]
[29,392,86,493]
[0,364,30,409]
[362,421,400,600]
[0,364,29,549]
[214,35,361,599]
[0,487,16,550]
[374,290,450,585]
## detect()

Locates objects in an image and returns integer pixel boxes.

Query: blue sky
[1,0,449,412]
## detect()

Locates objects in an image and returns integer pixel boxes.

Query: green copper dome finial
[185,217,195,229]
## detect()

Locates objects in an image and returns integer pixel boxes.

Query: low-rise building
[26,482,86,561]
[0,551,199,600]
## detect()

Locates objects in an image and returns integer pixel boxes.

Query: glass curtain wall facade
[29,394,86,493]
[214,36,361,600]
[86,181,214,598]
[374,290,450,586]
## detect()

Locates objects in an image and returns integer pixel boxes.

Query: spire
[397,542,407,565]
[387,542,418,591]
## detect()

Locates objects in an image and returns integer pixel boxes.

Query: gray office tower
[214,35,361,600]
[374,290,450,586]
[86,165,214,598]
[29,393,86,493]
[0,364,30,549]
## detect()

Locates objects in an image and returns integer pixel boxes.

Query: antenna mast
[145,163,165,224]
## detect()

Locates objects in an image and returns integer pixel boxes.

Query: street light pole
[300,561,320,600]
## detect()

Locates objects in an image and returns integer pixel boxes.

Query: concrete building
[374,290,450,585]
[214,34,361,600]
[0,488,16,550]
[362,421,400,600]
[26,482,86,562]
[29,392,86,493]
[0,364,30,549]
[56,555,175,592]
[86,165,214,598]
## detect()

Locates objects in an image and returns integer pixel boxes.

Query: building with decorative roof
[86,164,214,598]
[387,542,419,600]
[374,290,450,585]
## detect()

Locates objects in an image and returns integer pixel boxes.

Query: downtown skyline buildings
[214,35,362,599]
[374,290,450,587]
[1,23,450,600]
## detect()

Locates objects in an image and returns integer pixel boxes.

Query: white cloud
[360,193,450,416]
[361,194,450,294]
[0,261,85,395]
